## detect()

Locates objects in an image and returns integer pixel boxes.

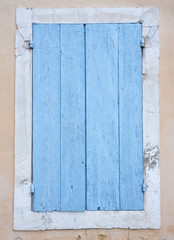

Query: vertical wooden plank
[60,24,86,211]
[33,24,61,211]
[119,24,144,210]
[86,24,120,210]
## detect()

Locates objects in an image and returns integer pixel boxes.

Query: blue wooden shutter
[86,23,143,211]
[32,23,143,212]
[32,24,85,212]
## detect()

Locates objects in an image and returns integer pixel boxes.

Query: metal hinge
[30,183,35,193]
[24,40,34,49]
[140,38,145,48]
[142,181,146,193]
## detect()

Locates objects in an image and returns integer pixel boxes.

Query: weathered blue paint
[60,24,86,211]
[33,24,61,211]
[86,24,120,210]
[32,23,144,212]
[119,23,144,210]
[33,24,86,212]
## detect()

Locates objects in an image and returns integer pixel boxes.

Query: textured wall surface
[0,0,174,239]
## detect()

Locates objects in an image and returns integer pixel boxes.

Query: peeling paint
[144,145,159,171]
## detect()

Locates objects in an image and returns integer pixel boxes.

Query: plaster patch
[144,145,159,171]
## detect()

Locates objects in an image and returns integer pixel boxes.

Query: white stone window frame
[14,7,160,230]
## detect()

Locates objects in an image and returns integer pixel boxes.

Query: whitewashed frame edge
[14,7,160,230]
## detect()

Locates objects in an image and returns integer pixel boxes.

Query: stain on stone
[98,234,107,240]
[20,178,29,185]
[76,235,81,240]
[144,145,159,171]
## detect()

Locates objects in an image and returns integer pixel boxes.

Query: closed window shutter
[33,24,85,212]
[32,23,143,212]
[86,23,143,211]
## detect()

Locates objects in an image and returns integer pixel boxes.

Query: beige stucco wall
[0,0,173,239]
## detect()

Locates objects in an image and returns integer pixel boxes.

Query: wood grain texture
[32,23,144,212]
[119,23,144,210]
[86,24,120,210]
[32,24,61,211]
[60,24,86,211]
